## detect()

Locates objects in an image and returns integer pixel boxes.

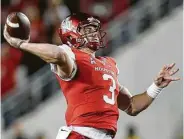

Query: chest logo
[90,57,96,64]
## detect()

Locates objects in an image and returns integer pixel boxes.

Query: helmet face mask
[58,13,106,51]
[78,21,106,50]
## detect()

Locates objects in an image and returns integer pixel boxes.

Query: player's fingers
[171,77,180,81]
[167,63,175,70]
[164,76,180,81]
[3,25,9,36]
[3,26,12,41]
[4,25,19,40]
[159,66,167,75]
[3,30,11,44]
[3,24,7,32]
[4,32,11,40]
[169,68,179,76]
[160,64,170,74]
[3,25,8,38]
[162,65,168,70]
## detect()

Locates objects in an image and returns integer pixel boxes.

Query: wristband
[147,83,163,98]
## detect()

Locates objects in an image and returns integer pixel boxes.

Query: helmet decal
[61,17,77,33]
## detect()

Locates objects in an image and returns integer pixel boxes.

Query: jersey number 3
[103,74,116,105]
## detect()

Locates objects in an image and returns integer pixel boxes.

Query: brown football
[6,12,30,40]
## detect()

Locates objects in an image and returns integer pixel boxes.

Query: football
[6,12,30,40]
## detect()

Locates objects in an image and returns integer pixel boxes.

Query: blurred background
[1,0,183,139]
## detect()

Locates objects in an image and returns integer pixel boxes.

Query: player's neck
[80,48,96,57]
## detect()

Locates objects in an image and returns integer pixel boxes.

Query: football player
[3,12,180,139]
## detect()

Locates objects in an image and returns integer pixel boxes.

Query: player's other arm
[118,88,153,116]
[118,63,180,116]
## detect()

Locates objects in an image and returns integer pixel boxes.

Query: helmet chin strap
[75,36,102,50]
[84,35,101,50]
[77,41,99,51]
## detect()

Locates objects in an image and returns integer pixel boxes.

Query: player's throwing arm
[3,12,74,80]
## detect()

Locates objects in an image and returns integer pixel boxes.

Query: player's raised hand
[154,63,180,88]
[3,24,30,48]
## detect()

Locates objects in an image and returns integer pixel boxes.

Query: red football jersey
[52,46,120,133]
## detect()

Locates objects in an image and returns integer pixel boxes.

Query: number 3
[103,74,116,105]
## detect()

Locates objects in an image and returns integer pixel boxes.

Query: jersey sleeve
[50,44,77,81]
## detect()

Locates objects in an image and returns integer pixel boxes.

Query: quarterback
[3,13,180,139]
